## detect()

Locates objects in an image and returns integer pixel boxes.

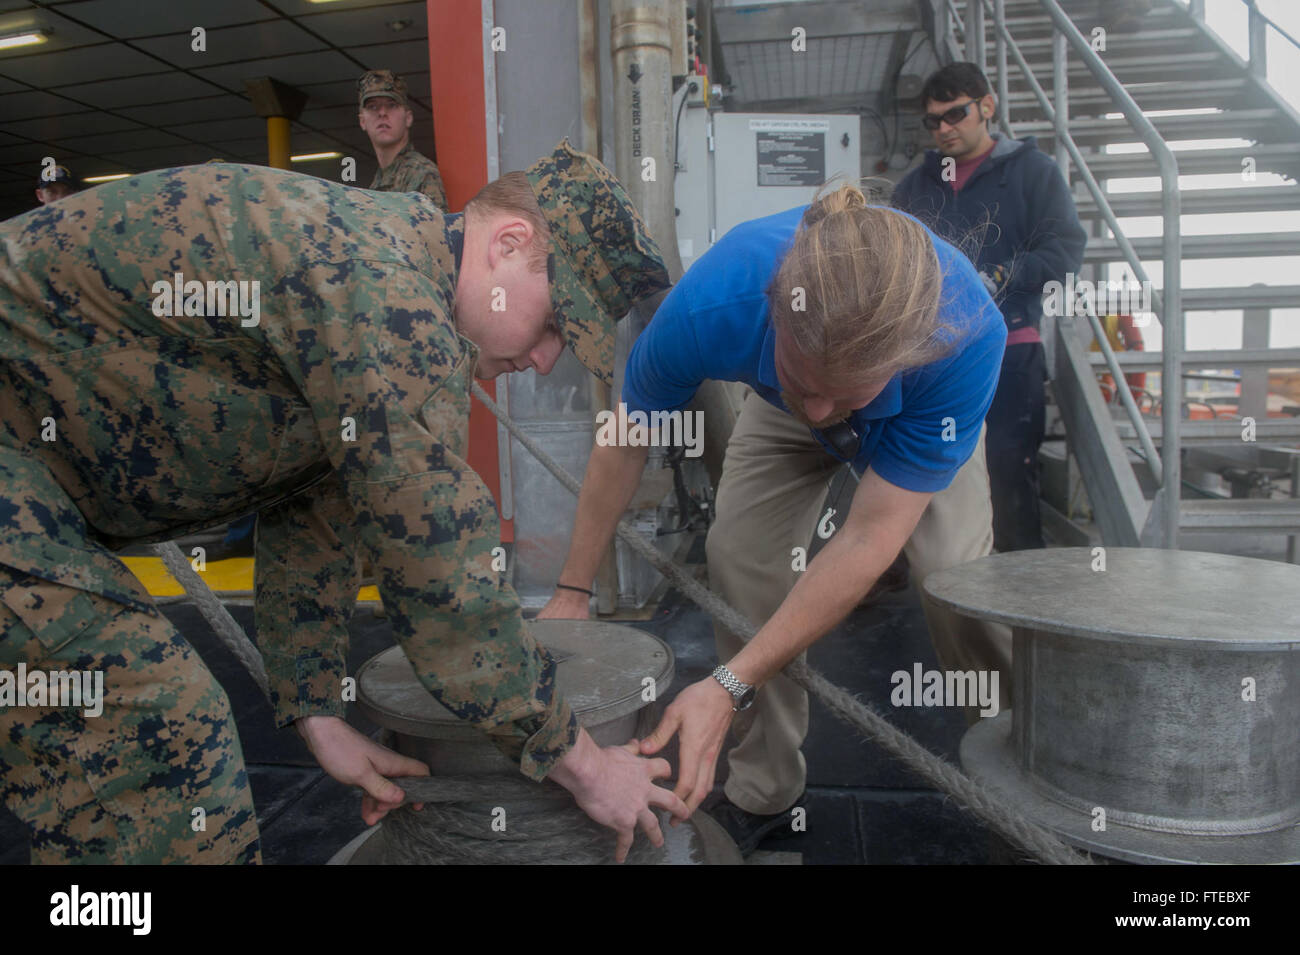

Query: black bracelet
[555,583,595,597]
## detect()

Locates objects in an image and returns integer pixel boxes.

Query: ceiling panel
[299,0,426,47]
[0,140,66,164]
[49,126,188,153]
[102,142,219,167]
[0,42,167,86]
[269,0,423,15]
[3,109,142,140]
[51,70,222,109]
[51,0,276,38]
[191,49,357,89]
[132,18,328,66]
[115,94,256,126]
[0,87,94,116]
[350,38,429,77]
[0,0,441,219]
[171,115,273,143]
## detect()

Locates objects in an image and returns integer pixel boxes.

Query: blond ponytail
[769,184,953,387]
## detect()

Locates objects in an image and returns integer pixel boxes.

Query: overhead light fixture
[291,151,342,162]
[305,0,348,4]
[0,30,47,50]
[83,173,131,183]
[387,18,413,32]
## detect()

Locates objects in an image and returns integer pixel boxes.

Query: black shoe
[703,792,806,857]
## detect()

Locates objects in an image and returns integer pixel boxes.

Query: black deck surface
[0,549,1004,865]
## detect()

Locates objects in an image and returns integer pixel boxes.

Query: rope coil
[152,384,1094,864]
[470,382,1093,866]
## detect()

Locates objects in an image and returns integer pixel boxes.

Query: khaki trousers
[705,392,1013,814]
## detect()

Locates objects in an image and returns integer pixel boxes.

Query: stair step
[1184,286,1300,311]
[1177,498,1300,533]
[1007,79,1248,116]
[1082,232,1300,263]
[1113,418,1300,447]
[1068,144,1300,180]
[961,0,1145,12]
[1018,109,1282,147]
[1075,185,1300,218]
[1007,28,1202,57]
[995,52,1234,87]
[1091,348,1300,371]
[974,3,1179,34]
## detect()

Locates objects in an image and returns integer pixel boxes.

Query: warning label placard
[756,130,826,187]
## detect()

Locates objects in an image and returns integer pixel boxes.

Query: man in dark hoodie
[892,62,1086,551]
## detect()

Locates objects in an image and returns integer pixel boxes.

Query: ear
[404,108,414,131]
[981,93,997,118]
[488,217,532,267]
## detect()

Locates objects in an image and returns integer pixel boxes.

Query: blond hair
[465,170,552,272]
[768,183,953,387]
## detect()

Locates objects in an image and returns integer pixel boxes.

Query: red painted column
[426,0,512,541]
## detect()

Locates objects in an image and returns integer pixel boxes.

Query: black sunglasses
[922,99,982,131]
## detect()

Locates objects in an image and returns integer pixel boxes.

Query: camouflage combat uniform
[0,140,669,863]
[371,142,448,210]
[359,69,448,209]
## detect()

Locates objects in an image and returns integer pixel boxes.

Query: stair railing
[940,0,1185,546]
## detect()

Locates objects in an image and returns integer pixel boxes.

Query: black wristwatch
[711,664,756,712]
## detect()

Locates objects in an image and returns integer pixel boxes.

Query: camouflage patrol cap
[37,164,74,187]
[358,69,408,109]
[524,139,671,384]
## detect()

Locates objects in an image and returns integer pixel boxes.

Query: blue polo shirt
[622,205,1007,493]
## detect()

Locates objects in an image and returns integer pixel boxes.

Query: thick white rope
[471,381,1093,865]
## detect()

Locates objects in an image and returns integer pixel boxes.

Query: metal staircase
[928,0,1300,558]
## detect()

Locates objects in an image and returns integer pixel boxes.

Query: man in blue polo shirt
[540,188,1012,854]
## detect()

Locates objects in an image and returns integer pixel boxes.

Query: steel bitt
[925,547,1300,864]
[331,618,742,864]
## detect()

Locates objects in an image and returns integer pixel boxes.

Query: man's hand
[536,587,591,620]
[296,715,430,825]
[639,676,735,816]
[548,728,689,863]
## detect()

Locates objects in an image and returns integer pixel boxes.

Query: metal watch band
[711,664,753,710]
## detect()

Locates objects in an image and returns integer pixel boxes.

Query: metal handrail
[1030,0,1184,547]
[1239,0,1300,53]
[971,0,1170,516]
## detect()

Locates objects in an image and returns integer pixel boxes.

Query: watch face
[736,686,757,712]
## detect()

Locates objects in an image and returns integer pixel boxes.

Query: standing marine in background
[358,69,449,209]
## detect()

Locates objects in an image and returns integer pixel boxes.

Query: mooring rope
[382,776,663,864]
[148,386,1093,864]
[153,539,270,700]
[470,382,1093,866]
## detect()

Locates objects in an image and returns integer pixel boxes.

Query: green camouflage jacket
[0,163,576,779]
[370,143,449,210]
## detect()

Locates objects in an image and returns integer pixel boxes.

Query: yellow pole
[266,116,291,169]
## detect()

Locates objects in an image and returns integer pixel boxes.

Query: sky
[1139,0,1300,354]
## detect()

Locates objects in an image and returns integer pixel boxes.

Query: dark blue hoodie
[891,134,1086,335]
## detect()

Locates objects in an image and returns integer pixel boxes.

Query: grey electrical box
[674,108,860,270]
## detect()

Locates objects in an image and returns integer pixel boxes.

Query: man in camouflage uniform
[0,139,683,864]
[359,69,448,209]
